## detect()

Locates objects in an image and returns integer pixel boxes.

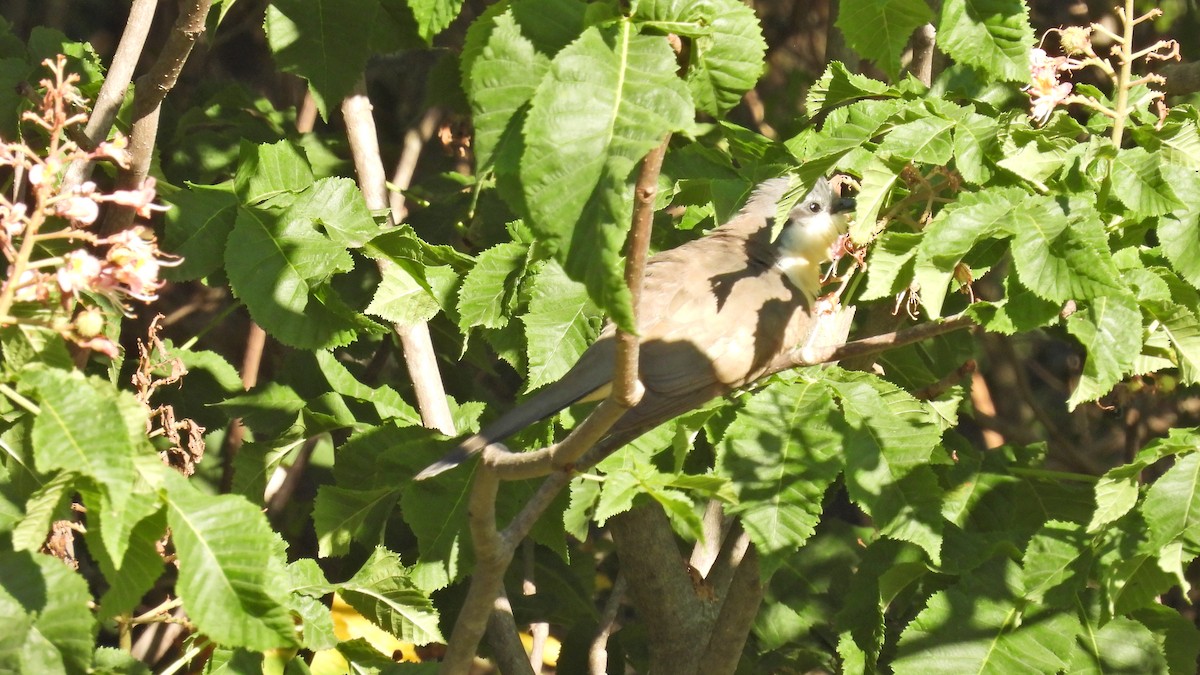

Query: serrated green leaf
[850,155,903,243]
[521,260,600,391]
[719,378,842,554]
[287,177,381,248]
[457,242,530,332]
[89,508,167,621]
[804,61,893,114]
[226,203,367,349]
[408,0,464,42]
[879,116,955,165]
[1143,452,1200,553]
[996,142,1065,190]
[1021,520,1087,603]
[920,187,1023,265]
[861,231,919,301]
[26,369,150,562]
[893,558,1076,674]
[462,0,585,170]
[1142,300,1200,384]
[937,0,1033,82]
[836,0,933,80]
[1009,196,1123,303]
[266,0,423,120]
[1088,462,1143,533]
[520,22,692,330]
[1065,293,1142,409]
[1158,162,1200,291]
[953,109,1000,184]
[314,351,421,425]
[1133,604,1200,675]
[1110,147,1184,219]
[233,140,313,204]
[0,550,96,674]
[594,470,641,525]
[161,182,239,280]
[313,486,400,557]
[365,263,442,330]
[11,470,74,553]
[165,473,296,649]
[339,548,444,645]
[635,0,767,115]
[1069,616,1169,675]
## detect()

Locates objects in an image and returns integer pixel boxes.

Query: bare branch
[341,81,457,436]
[103,0,213,233]
[64,0,159,188]
[391,106,441,221]
[698,533,762,675]
[485,591,536,675]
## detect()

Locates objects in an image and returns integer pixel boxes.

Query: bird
[415,177,855,480]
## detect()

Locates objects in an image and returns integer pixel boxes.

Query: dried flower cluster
[0,56,177,358]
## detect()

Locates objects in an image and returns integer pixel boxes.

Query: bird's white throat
[774,212,847,299]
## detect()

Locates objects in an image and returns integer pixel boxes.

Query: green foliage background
[0,0,1198,672]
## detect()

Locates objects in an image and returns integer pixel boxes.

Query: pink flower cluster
[0,55,179,359]
[1026,48,1078,124]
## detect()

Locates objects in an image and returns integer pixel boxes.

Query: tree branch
[340,81,457,436]
[103,0,212,233]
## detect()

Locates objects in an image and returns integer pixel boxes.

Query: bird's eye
[807,201,822,214]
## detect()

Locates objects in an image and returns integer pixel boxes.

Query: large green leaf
[1008,195,1123,303]
[893,559,1076,673]
[461,0,585,170]
[339,548,444,645]
[521,260,601,391]
[718,376,845,555]
[225,202,366,349]
[1065,293,1142,409]
[266,0,422,120]
[0,550,97,674]
[165,473,296,650]
[1068,616,1169,674]
[937,0,1033,82]
[1143,452,1200,554]
[634,0,767,115]
[1110,147,1183,219]
[312,486,400,557]
[836,0,933,80]
[520,22,692,330]
[160,182,239,281]
[457,242,530,332]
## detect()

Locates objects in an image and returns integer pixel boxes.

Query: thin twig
[589,573,627,675]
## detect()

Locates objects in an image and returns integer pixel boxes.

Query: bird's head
[767,177,855,299]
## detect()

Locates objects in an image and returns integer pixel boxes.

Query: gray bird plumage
[415,177,854,480]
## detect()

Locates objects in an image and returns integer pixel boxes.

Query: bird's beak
[833,196,856,215]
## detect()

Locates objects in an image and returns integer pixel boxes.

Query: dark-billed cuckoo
[415,177,855,480]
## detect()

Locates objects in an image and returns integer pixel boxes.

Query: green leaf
[919,187,1022,265]
[879,116,955,165]
[1021,520,1088,603]
[89,508,167,621]
[1109,147,1184,219]
[720,377,845,554]
[165,473,296,649]
[161,182,240,280]
[520,22,692,330]
[26,369,150,562]
[462,0,584,170]
[937,0,1033,82]
[365,264,442,330]
[1068,617,1169,675]
[339,548,444,645]
[1143,452,1200,553]
[11,470,74,552]
[521,260,601,391]
[804,61,893,114]
[286,177,381,248]
[1158,162,1200,291]
[408,0,465,42]
[893,558,1076,674]
[266,0,422,120]
[828,371,945,562]
[1009,196,1123,303]
[860,231,919,301]
[1142,300,1200,385]
[457,242,530,332]
[232,140,313,205]
[952,108,1000,184]
[996,142,1066,190]
[1065,293,1142,409]
[1133,605,1200,675]
[836,0,933,80]
[0,549,97,674]
[634,0,767,115]
[225,202,366,349]
[314,351,421,425]
[850,155,903,243]
[1088,462,1144,533]
[313,486,400,557]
